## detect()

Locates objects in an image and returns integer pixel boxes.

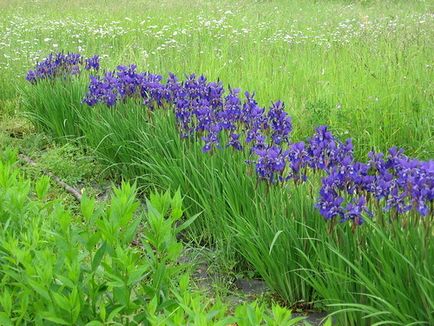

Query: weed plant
[0,147,304,325]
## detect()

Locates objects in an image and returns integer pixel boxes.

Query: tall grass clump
[21,78,88,140]
[20,53,434,325]
[20,53,99,141]
[80,105,321,304]
[300,216,434,325]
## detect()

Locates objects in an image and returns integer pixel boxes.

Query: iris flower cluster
[27,53,434,223]
[318,147,434,223]
[26,52,99,84]
[83,67,293,156]
[83,64,169,109]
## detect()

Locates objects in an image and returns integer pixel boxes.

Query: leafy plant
[0,148,304,325]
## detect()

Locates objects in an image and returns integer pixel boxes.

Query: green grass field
[0,1,433,325]
[1,0,433,158]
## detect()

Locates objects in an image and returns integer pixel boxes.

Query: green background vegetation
[0,0,433,325]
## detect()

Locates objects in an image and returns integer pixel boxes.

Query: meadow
[0,0,433,325]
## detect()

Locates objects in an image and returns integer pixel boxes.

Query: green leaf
[81,192,96,220]
[107,306,124,321]
[148,296,158,316]
[175,212,201,233]
[35,175,50,200]
[127,264,149,286]
[323,317,333,326]
[70,287,81,323]
[0,289,12,315]
[123,217,141,244]
[171,207,183,220]
[55,274,75,289]
[206,309,220,321]
[269,230,283,255]
[86,232,102,250]
[170,189,183,220]
[0,312,13,326]
[85,321,104,326]
[104,269,125,288]
[27,279,50,301]
[178,273,190,293]
[99,302,106,321]
[42,315,70,325]
[52,292,71,312]
[92,242,106,272]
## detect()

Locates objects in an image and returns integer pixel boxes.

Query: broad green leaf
[27,279,50,301]
[123,217,141,244]
[107,306,124,322]
[92,242,107,272]
[127,264,149,286]
[42,315,70,325]
[52,292,71,312]
[85,321,104,326]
